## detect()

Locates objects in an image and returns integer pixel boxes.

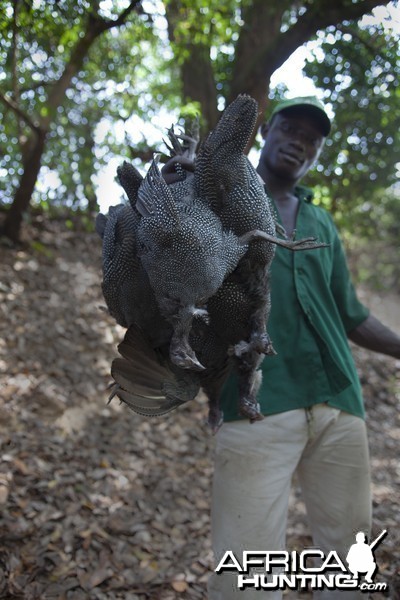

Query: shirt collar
[258,173,315,204]
[294,185,314,203]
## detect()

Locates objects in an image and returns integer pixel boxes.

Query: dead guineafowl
[134,155,272,373]
[97,94,327,431]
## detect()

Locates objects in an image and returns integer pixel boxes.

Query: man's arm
[348,314,400,359]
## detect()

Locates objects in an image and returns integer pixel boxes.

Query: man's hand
[161,155,195,184]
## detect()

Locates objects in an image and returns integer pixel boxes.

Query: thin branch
[95,0,143,33]
[266,0,392,75]
[336,24,382,59]
[19,80,55,94]
[232,0,392,97]
[11,0,20,101]
[43,1,143,121]
[108,0,143,28]
[11,0,22,138]
[0,91,42,134]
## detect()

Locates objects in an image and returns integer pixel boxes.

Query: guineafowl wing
[110,324,201,417]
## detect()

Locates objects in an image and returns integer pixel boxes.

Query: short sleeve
[330,227,369,333]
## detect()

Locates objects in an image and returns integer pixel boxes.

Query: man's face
[259,111,325,182]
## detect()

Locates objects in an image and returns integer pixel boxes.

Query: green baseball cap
[271,96,331,136]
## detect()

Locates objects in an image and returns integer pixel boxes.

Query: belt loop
[305,406,315,439]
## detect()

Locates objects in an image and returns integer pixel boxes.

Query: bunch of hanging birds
[96,94,326,432]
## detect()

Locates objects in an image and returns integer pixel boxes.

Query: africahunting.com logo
[215,530,388,593]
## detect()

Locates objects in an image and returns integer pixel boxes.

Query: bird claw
[193,307,210,324]
[229,340,251,357]
[170,346,206,372]
[238,399,264,423]
[207,407,224,434]
[166,125,199,160]
[230,333,276,357]
[240,229,328,251]
[288,236,327,250]
[250,332,276,355]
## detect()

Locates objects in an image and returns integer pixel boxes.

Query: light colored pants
[208,404,371,599]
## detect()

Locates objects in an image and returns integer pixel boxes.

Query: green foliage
[302,15,400,291]
[1,0,399,254]
[0,0,180,212]
[179,100,202,120]
[164,0,258,109]
[303,17,400,236]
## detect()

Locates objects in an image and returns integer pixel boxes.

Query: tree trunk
[181,43,219,132]
[165,0,219,133]
[1,1,141,242]
[1,129,47,242]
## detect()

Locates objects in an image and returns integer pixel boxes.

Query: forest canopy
[0,0,399,244]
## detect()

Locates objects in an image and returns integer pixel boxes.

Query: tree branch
[19,80,55,94]
[228,0,393,149]
[165,0,219,131]
[0,91,42,134]
[11,0,20,103]
[108,0,143,28]
[336,24,382,59]
[231,0,392,99]
[94,0,143,33]
[266,0,392,76]
[42,1,143,124]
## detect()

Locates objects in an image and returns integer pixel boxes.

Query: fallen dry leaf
[171,580,189,592]
[0,220,398,600]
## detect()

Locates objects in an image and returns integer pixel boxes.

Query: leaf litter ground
[0,220,399,599]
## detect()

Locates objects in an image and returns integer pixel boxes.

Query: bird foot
[193,307,210,325]
[250,332,276,355]
[230,334,276,357]
[228,340,250,358]
[170,345,205,372]
[207,407,224,434]
[169,306,208,371]
[286,236,328,250]
[240,229,328,251]
[166,125,199,161]
[238,399,264,423]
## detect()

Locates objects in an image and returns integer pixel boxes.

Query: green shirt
[220,186,369,421]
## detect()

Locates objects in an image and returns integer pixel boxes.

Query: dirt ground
[0,220,399,599]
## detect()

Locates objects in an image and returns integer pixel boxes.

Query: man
[207,96,400,599]
[163,96,400,599]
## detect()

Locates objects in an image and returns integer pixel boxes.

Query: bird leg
[201,377,226,435]
[230,334,267,423]
[231,331,276,358]
[207,403,224,434]
[169,305,209,372]
[234,357,264,423]
[239,229,329,251]
[231,282,272,422]
[165,121,200,161]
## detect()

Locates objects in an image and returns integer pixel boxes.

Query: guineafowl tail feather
[110,324,200,417]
